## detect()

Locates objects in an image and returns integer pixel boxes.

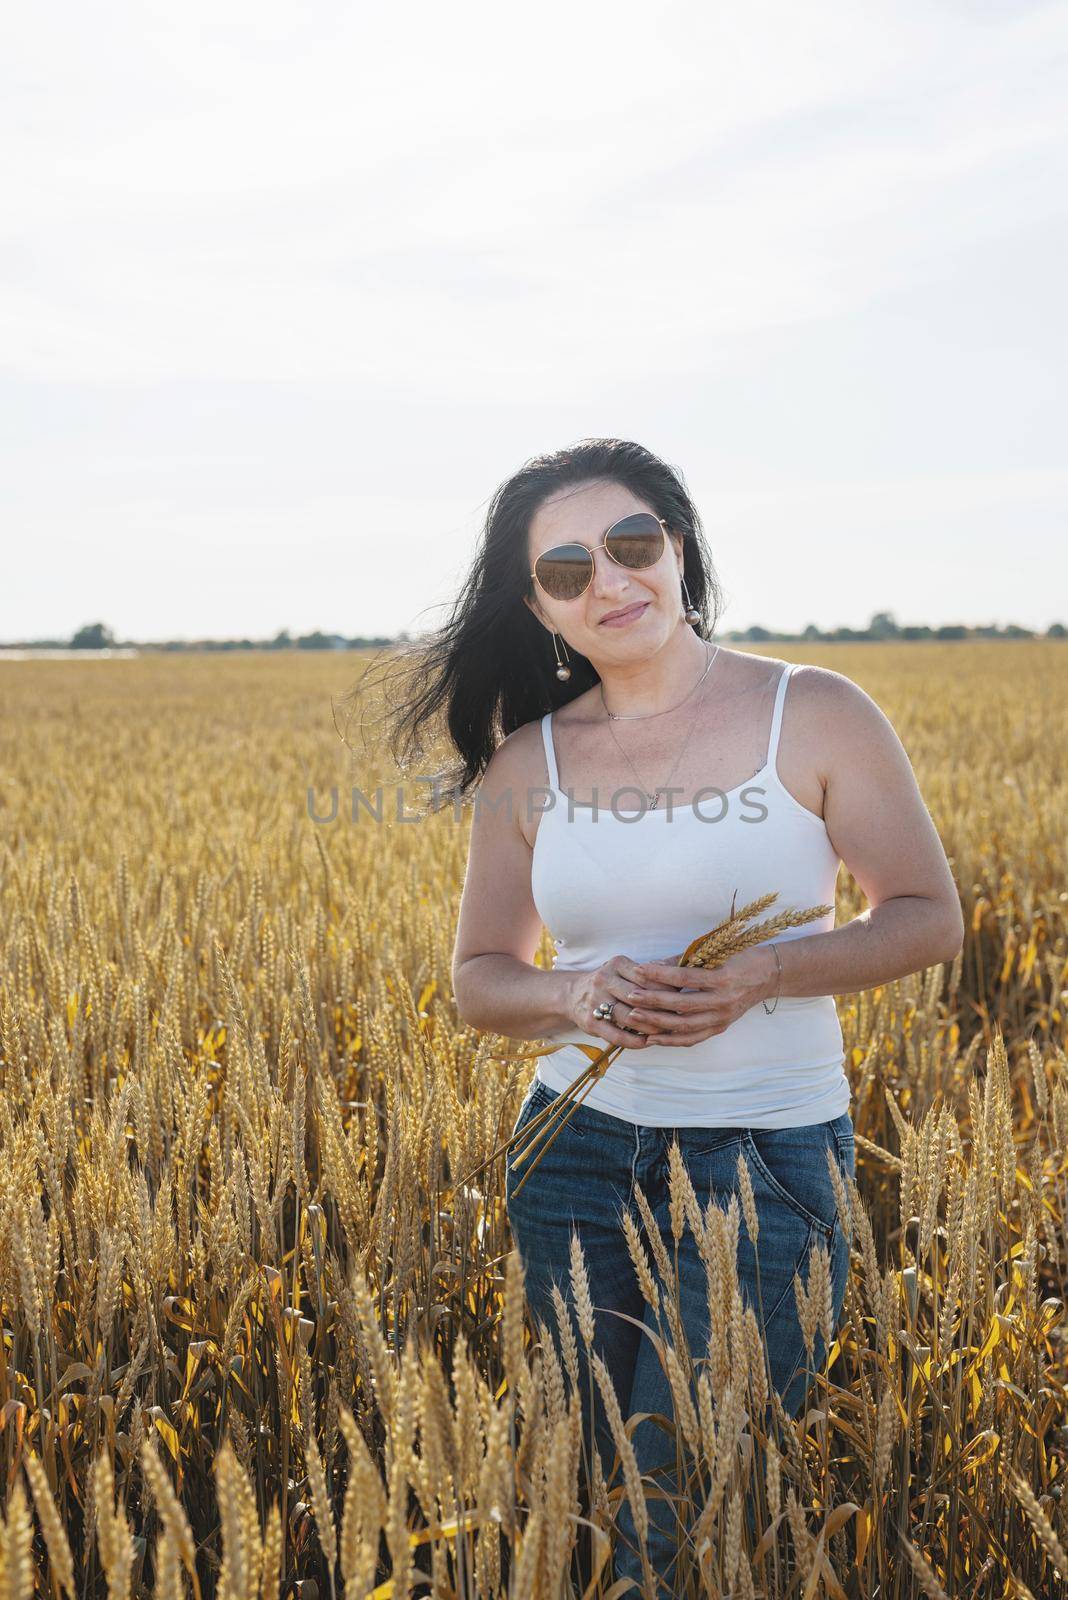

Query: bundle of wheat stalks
[483,890,833,1197]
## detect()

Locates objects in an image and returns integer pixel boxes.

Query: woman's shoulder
[698,646,823,710]
[482,711,562,797]
[764,657,898,787]
[483,718,542,783]
[716,650,877,770]
[779,657,878,717]
[731,649,860,708]
[479,715,566,849]
[486,693,603,813]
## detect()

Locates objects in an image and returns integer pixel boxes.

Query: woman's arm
[793,667,966,987]
[451,727,659,1047]
[627,669,966,1038]
[450,730,575,1036]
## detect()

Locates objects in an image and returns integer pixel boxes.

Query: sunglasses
[529,512,668,603]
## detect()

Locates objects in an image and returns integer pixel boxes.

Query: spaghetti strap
[765,662,795,770]
[540,711,561,792]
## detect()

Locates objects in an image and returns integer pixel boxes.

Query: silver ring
[593,1000,616,1023]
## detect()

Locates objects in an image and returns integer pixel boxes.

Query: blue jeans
[505,1077,855,1594]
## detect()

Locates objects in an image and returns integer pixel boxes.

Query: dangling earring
[681,574,700,625]
[553,632,572,681]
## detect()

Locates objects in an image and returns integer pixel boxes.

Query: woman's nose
[590,545,631,597]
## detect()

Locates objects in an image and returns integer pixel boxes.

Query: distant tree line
[1,623,398,651]
[2,612,1065,651]
[737,610,1067,643]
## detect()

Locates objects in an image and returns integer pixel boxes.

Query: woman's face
[523,480,685,655]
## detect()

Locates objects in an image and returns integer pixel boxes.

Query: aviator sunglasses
[529,511,667,603]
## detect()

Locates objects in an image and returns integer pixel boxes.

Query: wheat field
[0,642,1066,1599]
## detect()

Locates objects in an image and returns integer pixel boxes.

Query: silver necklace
[600,642,719,719]
[601,641,718,811]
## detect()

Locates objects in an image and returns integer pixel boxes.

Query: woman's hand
[620,946,779,1045]
[568,955,669,1049]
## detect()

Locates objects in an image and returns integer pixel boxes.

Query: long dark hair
[341,438,725,814]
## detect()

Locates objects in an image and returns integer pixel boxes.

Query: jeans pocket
[681,1128,744,1159]
[830,1118,855,1240]
[510,1077,591,1146]
[833,1118,856,1176]
[743,1124,841,1241]
[511,1078,553,1141]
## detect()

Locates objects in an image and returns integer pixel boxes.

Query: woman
[395,438,963,1589]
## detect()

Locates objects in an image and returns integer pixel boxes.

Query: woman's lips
[599,601,650,628]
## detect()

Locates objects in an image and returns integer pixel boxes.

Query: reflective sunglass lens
[605,513,664,567]
[534,546,593,601]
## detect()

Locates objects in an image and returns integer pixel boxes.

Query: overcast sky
[4,0,1066,642]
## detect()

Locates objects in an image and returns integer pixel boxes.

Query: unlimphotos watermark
[306,778,771,825]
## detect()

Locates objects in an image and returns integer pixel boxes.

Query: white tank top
[530,660,851,1128]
